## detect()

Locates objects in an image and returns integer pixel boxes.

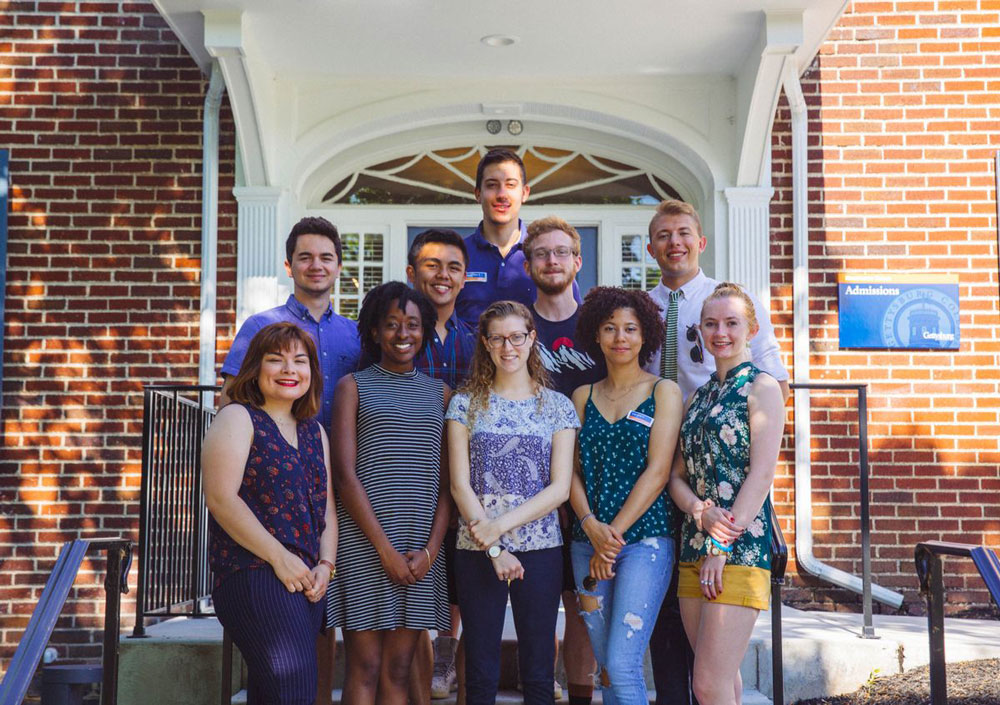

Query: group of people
[202,148,791,705]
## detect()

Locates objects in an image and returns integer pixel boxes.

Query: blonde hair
[461,300,550,424]
[647,199,703,238]
[524,216,581,257]
[700,282,759,334]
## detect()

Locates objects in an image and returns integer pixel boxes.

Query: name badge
[465,271,488,283]
[626,410,654,428]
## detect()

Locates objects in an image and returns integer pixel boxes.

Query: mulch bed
[795,658,1000,705]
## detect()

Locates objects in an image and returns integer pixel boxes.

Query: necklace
[599,379,643,403]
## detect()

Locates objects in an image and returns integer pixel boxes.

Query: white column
[233,186,285,328]
[723,186,774,308]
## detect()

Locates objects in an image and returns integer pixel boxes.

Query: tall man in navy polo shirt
[219,216,359,705]
[456,148,580,325]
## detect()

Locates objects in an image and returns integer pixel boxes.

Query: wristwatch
[487,544,503,559]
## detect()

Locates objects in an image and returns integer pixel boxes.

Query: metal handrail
[914,541,1000,705]
[769,502,789,705]
[789,381,883,637]
[0,537,132,705]
[132,384,219,636]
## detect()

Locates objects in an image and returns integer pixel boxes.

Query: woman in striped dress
[328,282,451,705]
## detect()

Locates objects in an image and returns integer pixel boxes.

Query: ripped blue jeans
[571,537,674,705]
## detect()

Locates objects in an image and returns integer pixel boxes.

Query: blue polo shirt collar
[471,220,527,254]
[284,294,333,323]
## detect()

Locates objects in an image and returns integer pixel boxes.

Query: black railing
[0,537,131,705]
[789,382,879,637]
[769,503,789,705]
[132,384,219,636]
[914,541,1000,705]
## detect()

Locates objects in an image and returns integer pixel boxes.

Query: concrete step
[233,687,772,704]
[120,604,1000,705]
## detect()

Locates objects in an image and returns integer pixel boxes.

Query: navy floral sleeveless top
[208,404,328,587]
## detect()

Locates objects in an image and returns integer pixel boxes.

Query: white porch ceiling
[152,0,848,212]
[155,0,846,80]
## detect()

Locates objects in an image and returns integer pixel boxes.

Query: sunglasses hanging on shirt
[686,324,704,364]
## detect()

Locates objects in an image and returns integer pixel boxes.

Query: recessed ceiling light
[481,34,519,47]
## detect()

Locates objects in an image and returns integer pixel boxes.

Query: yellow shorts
[677,560,771,611]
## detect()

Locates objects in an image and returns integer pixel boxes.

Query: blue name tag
[626,410,654,427]
[466,271,488,283]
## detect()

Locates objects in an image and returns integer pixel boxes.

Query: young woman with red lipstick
[327,282,452,705]
[204,322,336,705]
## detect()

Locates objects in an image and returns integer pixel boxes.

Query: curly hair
[461,300,550,424]
[701,282,759,333]
[356,281,437,363]
[575,286,666,367]
[227,322,322,421]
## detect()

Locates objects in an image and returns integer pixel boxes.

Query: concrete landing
[747,605,1000,703]
[118,606,999,705]
[232,687,774,704]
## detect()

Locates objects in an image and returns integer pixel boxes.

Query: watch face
[488,545,502,558]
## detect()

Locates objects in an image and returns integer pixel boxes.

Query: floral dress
[679,361,772,569]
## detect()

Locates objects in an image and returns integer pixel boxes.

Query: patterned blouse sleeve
[549,391,581,432]
[445,392,470,426]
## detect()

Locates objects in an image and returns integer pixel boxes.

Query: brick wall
[0,1,237,671]
[770,0,1000,615]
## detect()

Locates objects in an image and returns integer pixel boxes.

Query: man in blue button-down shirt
[219,216,361,432]
[455,148,580,325]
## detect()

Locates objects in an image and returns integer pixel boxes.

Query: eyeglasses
[686,324,704,364]
[485,332,530,349]
[529,247,576,261]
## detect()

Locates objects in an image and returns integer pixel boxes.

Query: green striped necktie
[659,289,682,381]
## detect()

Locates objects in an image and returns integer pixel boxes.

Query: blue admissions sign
[838,273,960,350]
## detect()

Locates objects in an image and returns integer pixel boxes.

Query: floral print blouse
[679,361,772,569]
[208,404,328,587]
[446,388,580,552]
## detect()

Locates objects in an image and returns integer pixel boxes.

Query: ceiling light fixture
[481,34,519,47]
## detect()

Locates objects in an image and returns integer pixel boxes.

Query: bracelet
[707,537,733,555]
[580,512,595,527]
[319,559,337,578]
[422,547,432,564]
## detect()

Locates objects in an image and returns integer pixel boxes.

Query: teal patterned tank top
[679,361,772,569]
[572,381,675,544]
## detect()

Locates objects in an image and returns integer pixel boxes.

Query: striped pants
[213,568,325,705]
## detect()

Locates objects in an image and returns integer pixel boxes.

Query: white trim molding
[724,186,774,307]
[234,186,286,327]
[204,11,269,186]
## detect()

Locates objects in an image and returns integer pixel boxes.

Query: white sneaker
[431,636,458,699]
[553,679,563,700]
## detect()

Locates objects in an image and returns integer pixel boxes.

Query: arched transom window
[323,145,681,206]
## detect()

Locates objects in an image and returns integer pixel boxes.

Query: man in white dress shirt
[644,199,789,705]
[642,199,790,401]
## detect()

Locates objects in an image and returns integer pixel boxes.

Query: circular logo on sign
[881,288,959,348]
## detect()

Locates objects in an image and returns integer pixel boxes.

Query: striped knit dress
[326,363,449,631]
